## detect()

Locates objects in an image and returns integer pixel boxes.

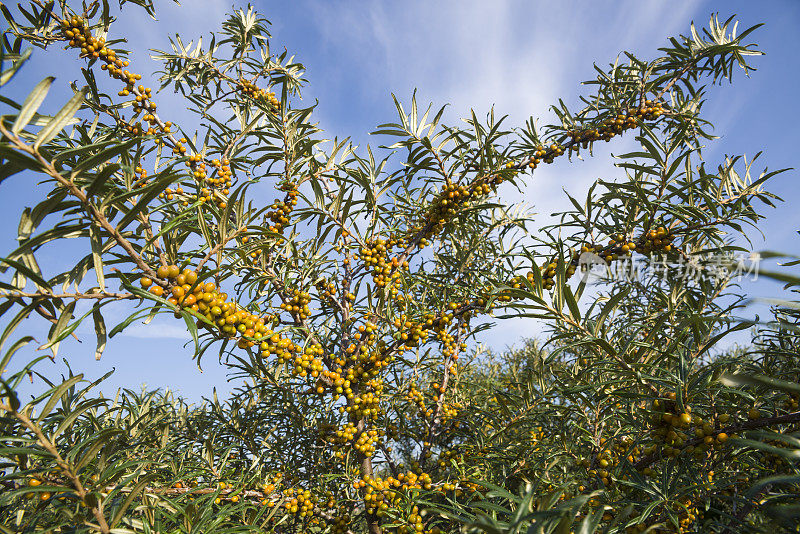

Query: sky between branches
[2,0,799,402]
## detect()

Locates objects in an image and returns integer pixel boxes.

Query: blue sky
[2,1,799,402]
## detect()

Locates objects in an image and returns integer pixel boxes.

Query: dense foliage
[0,2,798,533]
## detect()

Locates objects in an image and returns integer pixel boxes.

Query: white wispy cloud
[304,1,703,215]
[121,321,193,340]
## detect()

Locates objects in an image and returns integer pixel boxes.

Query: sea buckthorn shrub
[438,307,800,533]
[0,2,796,533]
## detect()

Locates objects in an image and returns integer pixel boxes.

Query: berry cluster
[20,470,340,530]
[237,77,280,110]
[157,185,188,206]
[352,472,484,533]
[569,101,665,150]
[435,448,463,469]
[280,487,316,517]
[621,497,703,534]
[577,436,639,488]
[207,157,233,188]
[141,266,315,371]
[359,237,409,289]
[319,322,392,402]
[266,182,298,234]
[191,157,234,210]
[413,172,513,245]
[237,235,262,259]
[133,165,149,188]
[646,396,732,462]
[342,379,383,419]
[433,306,467,360]
[353,428,381,455]
[391,315,428,349]
[542,255,578,290]
[635,226,674,254]
[421,377,463,425]
[332,421,357,444]
[405,382,429,417]
[330,511,353,534]
[525,142,565,170]
[259,331,297,362]
[280,288,311,320]
[315,278,338,303]
[353,471,433,515]
[418,181,476,240]
[287,344,324,378]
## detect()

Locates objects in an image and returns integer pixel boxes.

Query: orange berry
[184,270,198,284]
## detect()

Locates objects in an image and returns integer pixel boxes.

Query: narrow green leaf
[36,374,83,423]
[12,77,54,135]
[34,87,88,150]
[74,429,122,471]
[52,398,107,438]
[720,373,800,395]
[0,48,31,86]
[40,301,76,352]
[17,208,33,242]
[594,288,629,335]
[0,256,49,289]
[92,307,106,361]
[0,303,37,355]
[183,312,200,355]
[110,472,159,528]
[89,224,105,291]
[578,506,605,534]
[564,284,581,321]
[1,379,21,411]
[0,336,34,377]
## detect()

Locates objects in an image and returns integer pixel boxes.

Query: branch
[0,123,160,283]
[0,290,137,300]
[6,406,111,533]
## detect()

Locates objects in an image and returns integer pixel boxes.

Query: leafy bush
[0,2,797,533]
